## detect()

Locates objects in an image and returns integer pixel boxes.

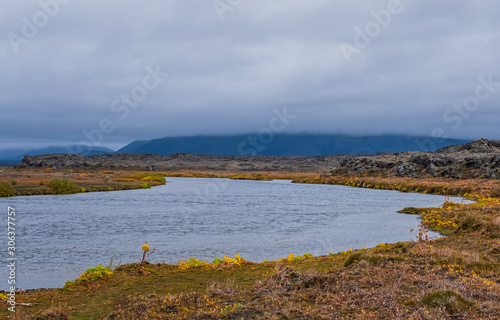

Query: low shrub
[30,306,69,320]
[178,254,249,270]
[140,175,166,183]
[178,257,209,270]
[398,207,429,215]
[140,182,151,189]
[457,215,481,232]
[129,173,166,184]
[422,289,474,314]
[48,179,79,194]
[65,265,113,287]
[212,254,248,267]
[77,265,112,282]
[129,173,150,179]
[0,182,16,197]
[344,252,363,267]
[367,255,382,264]
[280,253,314,262]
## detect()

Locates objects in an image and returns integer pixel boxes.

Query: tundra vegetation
[0,168,167,197]
[0,169,499,319]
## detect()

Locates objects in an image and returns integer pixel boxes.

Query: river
[0,177,466,289]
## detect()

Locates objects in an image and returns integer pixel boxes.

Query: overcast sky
[1,0,499,150]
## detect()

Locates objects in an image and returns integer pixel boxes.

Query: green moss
[422,290,474,313]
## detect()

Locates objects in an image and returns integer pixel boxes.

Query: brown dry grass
[1,171,499,319]
[0,168,166,197]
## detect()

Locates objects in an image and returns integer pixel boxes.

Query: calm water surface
[0,177,465,289]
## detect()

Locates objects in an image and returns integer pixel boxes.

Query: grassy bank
[159,170,500,199]
[0,169,166,197]
[293,174,500,198]
[1,172,499,319]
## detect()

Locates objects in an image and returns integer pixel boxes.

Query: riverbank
[0,175,498,319]
[0,169,324,198]
[0,168,167,197]
[4,167,498,199]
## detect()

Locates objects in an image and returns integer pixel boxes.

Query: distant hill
[17,139,500,180]
[117,134,471,157]
[0,135,474,165]
[0,145,114,164]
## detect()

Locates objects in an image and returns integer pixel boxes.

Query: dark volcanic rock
[330,139,500,179]
[15,153,345,173]
[437,139,500,153]
[15,139,500,179]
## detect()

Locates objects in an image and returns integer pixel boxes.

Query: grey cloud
[0,0,499,150]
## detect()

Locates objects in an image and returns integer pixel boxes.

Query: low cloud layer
[1,0,499,150]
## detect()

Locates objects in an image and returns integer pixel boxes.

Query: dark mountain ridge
[0,145,114,164]
[117,134,470,156]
